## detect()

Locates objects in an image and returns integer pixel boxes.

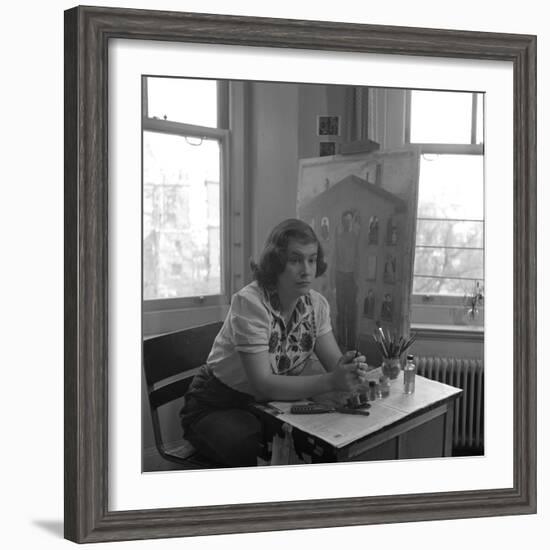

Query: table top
[264,368,462,449]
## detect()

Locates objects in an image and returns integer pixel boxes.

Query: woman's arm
[314,330,367,373]
[240,350,360,401]
[314,331,346,372]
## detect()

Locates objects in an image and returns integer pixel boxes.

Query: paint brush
[372,324,416,359]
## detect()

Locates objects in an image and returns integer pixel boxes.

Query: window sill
[143,303,229,338]
[411,322,484,342]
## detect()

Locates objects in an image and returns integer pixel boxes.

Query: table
[255,368,462,463]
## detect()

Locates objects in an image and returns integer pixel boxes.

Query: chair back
[142,321,224,465]
[143,321,224,410]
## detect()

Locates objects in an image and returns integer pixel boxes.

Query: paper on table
[268,400,401,448]
[380,371,463,414]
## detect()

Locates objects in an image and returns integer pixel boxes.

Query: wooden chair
[142,321,224,469]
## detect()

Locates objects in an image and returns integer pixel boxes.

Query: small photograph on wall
[380,292,394,322]
[368,215,379,245]
[363,289,376,318]
[319,141,336,157]
[386,216,398,245]
[383,254,397,284]
[317,115,340,136]
[366,255,377,281]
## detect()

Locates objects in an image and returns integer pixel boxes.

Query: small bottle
[368,381,377,401]
[404,354,416,395]
[378,375,390,398]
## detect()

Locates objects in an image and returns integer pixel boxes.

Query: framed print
[319,141,336,156]
[64,5,536,544]
[317,115,341,136]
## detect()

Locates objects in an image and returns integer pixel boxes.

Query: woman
[180,218,368,467]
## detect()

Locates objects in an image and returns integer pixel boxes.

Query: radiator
[416,356,484,454]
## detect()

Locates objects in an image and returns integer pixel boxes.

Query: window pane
[410,90,473,144]
[147,77,217,127]
[143,131,221,300]
[417,154,484,220]
[413,276,476,296]
[414,247,483,279]
[416,220,484,248]
[476,93,484,145]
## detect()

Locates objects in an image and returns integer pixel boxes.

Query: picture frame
[319,141,337,157]
[64,5,536,544]
[317,115,341,136]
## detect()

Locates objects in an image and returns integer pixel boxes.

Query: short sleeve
[312,291,332,337]
[230,290,271,354]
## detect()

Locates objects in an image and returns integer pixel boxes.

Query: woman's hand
[240,346,370,401]
[331,351,369,391]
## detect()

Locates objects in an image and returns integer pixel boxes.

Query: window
[414,154,484,295]
[407,90,484,303]
[409,91,483,145]
[142,77,229,308]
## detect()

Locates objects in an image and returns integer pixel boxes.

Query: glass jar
[378,375,391,398]
[381,356,401,380]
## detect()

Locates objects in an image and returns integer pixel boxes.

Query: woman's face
[277,239,318,299]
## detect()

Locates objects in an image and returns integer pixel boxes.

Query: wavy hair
[251,218,327,289]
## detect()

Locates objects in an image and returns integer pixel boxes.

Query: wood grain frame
[64,5,537,543]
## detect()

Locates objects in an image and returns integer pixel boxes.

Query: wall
[370,87,408,150]
[251,81,354,258]
[6,2,546,550]
[249,82,300,258]
[298,83,353,158]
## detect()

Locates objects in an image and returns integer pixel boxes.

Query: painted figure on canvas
[386,216,398,245]
[333,210,360,349]
[383,254,397,284]
[320,216,330,241]
[368,215,379,245]
[380,293,394,322]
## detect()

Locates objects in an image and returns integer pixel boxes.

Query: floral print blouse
[207,281,332,396]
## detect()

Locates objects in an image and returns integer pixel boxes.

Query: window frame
[405,89,485,306]
[142,78,232,312]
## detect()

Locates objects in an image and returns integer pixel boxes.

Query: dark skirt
[180,366,317,466]
[179,364,255,432]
